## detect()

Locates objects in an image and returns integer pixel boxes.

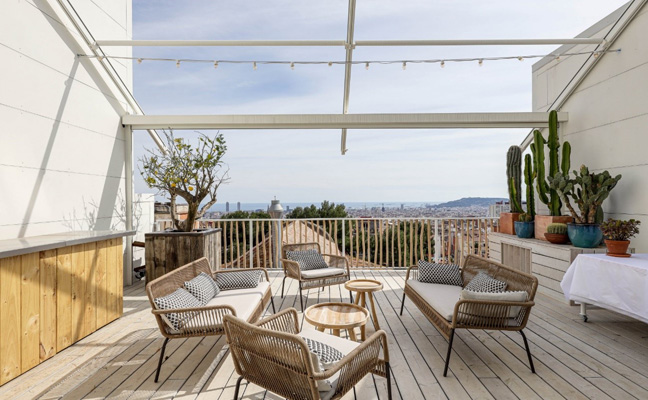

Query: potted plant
[531,110,573,240]
[514,213,535,238]
[500,145,523,235]
[549,165,621,248]
[140,130,230,282]
[544,223,568,244]
[600,218,640,257]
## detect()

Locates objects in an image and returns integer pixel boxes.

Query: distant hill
[433,197,507,208]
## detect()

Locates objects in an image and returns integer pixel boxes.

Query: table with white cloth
[561,253,648,323]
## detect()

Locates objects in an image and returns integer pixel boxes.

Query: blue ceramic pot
[567,223,603,248]
[514,221,535,239]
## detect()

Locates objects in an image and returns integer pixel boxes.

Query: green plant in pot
[500,145,524,235]
[600,218,640,257]
[514,213,535,238]
[544,223,568,244]
[548,165,621,248]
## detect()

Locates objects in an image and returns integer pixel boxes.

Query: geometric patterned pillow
[302,336,344,368]
[153,288,202,330]
[215,269,263,290]
[184,272,220,305]
[464,271,507,293]
[417,260,463,286]
[286,249,329,271]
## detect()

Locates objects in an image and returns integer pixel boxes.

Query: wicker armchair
[281,243,351,311]
[146,257,274,382]
[400,255,538,377]
[223,308,392,400]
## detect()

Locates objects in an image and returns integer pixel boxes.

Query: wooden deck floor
[2,270,648,400]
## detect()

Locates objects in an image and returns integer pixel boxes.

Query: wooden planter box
[145,228,222,284]
[499,212,521,235]
[534,215,573,241]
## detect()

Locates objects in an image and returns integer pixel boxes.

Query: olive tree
[140,130,229,232]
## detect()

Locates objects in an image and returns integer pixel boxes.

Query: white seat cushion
[300,329,360,400]
[407,280,462,321]
[300,267,346,279]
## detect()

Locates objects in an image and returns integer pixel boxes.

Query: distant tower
[401,203,404,210]
[382,203,385,212]
[237,202,241,211]
[226,202,230,212]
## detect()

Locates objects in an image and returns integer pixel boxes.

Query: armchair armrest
[452,299,535,329]
[254,308,300,334]
[213,267,270,282]
[405,265,418,282]
[280,259,302,280]
[322,253,350,276]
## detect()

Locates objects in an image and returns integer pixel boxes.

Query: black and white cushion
[215,270,262,290]
[302,337,344,369]
[464,271,507,293]
[184,272,220,304]
[153,288,202,330]
[417,260,463,286]
[286,249,329,271]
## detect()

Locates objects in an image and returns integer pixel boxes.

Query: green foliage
[518,213,534,223]
[524,154,536,218]
[548,165,622,224]
[547,223,567,235]
[600,218,640,241]
[532,110,571,216]
[506,146,523,213]
[140,130,229,232]
[222,210,271,219]
[287,201,348,219]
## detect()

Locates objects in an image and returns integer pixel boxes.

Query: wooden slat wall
[0,238,124,386]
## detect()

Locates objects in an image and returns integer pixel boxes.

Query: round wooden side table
[304,302,369,342]
[345,279,383,340]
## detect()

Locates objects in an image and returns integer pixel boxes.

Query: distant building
[237,202,241,211]
[400,203,404,210]
[226,202,230,212]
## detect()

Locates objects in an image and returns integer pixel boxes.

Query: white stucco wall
[0,0,134,239]
[532,3,648,251]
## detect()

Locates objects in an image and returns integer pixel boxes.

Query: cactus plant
[547,223,567,235]
[524,153,536,218]
[506,145,523,213]
[532,110,571,216]
[518,213,534,223]
[548,165,622,224]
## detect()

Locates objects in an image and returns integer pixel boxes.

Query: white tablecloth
[561,253,648,323]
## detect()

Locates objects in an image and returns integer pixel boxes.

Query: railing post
[249,219,253,268]
[434,219,441,263]
[342,219,346,258]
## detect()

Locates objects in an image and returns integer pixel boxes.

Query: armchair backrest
[461,255,538,301]
[281,242,322,259]
[223,314,320,399]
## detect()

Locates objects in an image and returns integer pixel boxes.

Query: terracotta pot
[534,215,574,240]
[544,233,569,244]
[605,239,630,256]
[499,212,521,235]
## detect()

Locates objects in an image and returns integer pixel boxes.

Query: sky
[131,0,629,205]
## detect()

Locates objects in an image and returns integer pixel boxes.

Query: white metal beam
[95,38,606,48]
[341,0,357,155]
[122,112,568,130]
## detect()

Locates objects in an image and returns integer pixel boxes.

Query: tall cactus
[524,154,536,218]
[506,145,523,213]
[532,110,571,216]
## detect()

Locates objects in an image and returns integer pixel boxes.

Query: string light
[77,48,621,70]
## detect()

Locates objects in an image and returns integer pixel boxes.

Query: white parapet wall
[0,0,133,239]
[532,3,648,252]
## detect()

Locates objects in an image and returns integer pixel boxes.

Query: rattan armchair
[400,255,538,377]
[280,242,351,311]
[146,258,274,382]
[223,308,392,400]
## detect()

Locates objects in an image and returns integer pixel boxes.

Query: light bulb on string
[593,52,599,58]
[518,56,524,61]
[290,62,295,70]
[214,61,218,69]
[478,59,483,67]
[440,60,445,68]
[97,55,104,61]
[328,61,333,67]
[402,61,407,70]
[365,62,370,70]
[176,60,180,68]
[137,58,142,64]
[253,61,257,70]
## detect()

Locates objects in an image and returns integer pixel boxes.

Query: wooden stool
[304,302,368,342]
[345,279,383,340]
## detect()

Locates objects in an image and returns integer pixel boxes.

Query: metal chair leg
[154,337,170,383]
[270,296,276,313]
[520,330,536,373]
[281,276,286,298]
[386,361,393,400]
[399,293,406,315]
[233,375,244,399]
[299,283,304,311]
[349,290,354,303]
[353,386,357,399]
[443,329,455,377]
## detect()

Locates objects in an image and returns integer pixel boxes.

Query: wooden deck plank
[0,270,646,400]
